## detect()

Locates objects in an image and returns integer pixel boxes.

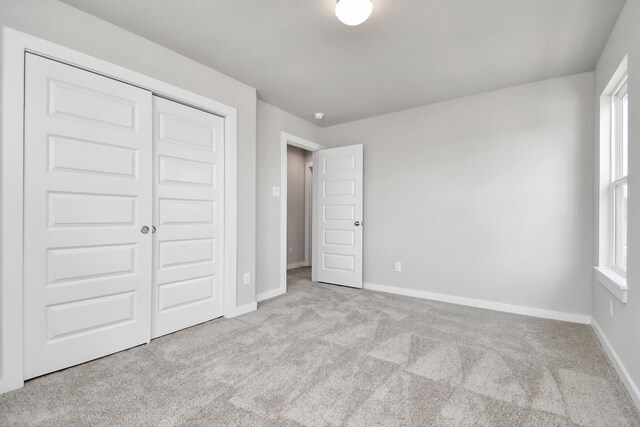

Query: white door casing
[23,53,153,379]
[313,144,363,288]
[152,97,224,338]
[304,161,313,267]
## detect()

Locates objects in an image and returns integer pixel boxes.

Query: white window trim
[611,76,628,274]
[596,55,628,303]
[594,266,628,304]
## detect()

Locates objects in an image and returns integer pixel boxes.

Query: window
[610,73,628,273]
[595,57,629,303]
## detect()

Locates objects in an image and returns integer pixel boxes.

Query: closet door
[23,54,153,379]
[152,97,224,338]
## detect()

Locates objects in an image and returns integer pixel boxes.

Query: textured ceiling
[61,0,625,126]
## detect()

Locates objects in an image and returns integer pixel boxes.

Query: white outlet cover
[394,262,402,272]
[273,186,281,197]
[609,298,614,318]
[244,273,251,286]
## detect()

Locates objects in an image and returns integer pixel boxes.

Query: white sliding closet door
[23,54,153,379]
[152,97,224,338]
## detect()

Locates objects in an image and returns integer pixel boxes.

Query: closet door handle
[141,226,150,234]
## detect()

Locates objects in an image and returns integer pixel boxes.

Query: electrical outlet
[609,298,614,318]
[288,246,293,254]
[243,273,251,286]
[272,186,280,197]
[394,261,402,272]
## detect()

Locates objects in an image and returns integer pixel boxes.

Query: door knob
[152,226,157,234]
[354,221,361,226]
[141,226,150,234]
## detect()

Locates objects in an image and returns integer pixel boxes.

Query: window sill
[594,266,628,303]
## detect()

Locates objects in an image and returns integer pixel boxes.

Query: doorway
[280,132,323,295]
[279,133,364,295]
[286,146,313,271]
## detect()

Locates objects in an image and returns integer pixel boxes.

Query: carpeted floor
[1,267,639,426]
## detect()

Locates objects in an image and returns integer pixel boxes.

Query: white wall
[287,146,307,266]
[3,0,626,402]
[256,101,322,297]
[0,0,257,306]
[592,0,640,407]
[322,72,595,318]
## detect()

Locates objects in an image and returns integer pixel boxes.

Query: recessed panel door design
[152,97,224,338]
[23,53,153,379]
[313,144,363,288]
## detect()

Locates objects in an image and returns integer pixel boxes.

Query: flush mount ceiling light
[335,0,373,26]
[314,112,325,120]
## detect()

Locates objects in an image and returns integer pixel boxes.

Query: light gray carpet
[1,267,639,426]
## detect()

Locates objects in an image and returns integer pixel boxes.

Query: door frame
[0,27,239,394]
[279,133,323,298]
[304,161,313,267]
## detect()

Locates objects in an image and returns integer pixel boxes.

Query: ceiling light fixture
[314,112,325,120]
[335,0,373,26]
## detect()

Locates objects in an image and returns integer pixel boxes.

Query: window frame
[595,56,628,304]
[609,75,628,275]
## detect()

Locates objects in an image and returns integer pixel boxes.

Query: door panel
[152,97,224,338]
[24,54,153,379]
[313,145,363,288]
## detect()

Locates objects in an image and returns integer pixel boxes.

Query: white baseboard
[226,302,257,318]
[257,287,286,302]
[591,319,640,411]
[362,282,591,324]
[287,262,306,270]
[0,378,23,395]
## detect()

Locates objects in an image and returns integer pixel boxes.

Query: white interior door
[313,144,363,288]
[23,53,153,379]
[152,97,224,338]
